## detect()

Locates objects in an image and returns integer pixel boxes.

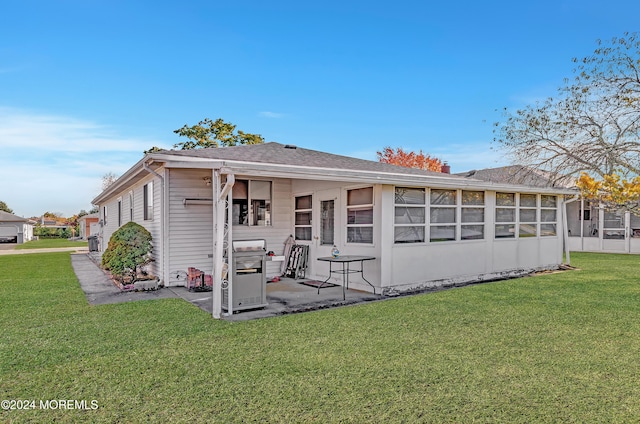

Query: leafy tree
[145,118,265,152]
[377,146,445,172]
[0,201,13,214]
[494,32,640,181]
[577,173,640,214]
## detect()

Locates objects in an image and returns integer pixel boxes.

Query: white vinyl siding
[165,170,292,286]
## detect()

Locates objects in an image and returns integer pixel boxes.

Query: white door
[311,189,341,279]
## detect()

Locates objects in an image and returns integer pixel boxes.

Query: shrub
[101,222,153,283]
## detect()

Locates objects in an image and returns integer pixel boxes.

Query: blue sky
[1,0,638,217]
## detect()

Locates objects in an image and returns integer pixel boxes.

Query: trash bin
[88,235,99,252]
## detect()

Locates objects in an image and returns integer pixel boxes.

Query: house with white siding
[92,142,575,317]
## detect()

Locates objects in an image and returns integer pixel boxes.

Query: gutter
[143,161,168,285]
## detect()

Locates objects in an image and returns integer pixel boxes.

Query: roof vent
[284,144,297,149]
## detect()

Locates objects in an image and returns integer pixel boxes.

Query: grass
[2,252,640,422]
[15,238,88,250]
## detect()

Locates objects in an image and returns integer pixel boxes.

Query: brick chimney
[440,162,450,174]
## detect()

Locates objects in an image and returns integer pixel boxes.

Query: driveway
[0,243,16,251]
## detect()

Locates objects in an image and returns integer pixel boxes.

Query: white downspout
[563,194,580,265]
[143,162,167,285]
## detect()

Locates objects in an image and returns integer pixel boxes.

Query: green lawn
[1,252,640,423]
[15,238,88,250]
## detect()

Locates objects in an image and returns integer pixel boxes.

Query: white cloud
[0,106,154,152]
[0,107,155,217]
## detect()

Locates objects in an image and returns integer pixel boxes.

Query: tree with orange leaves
[376,146,444,172]
[576,172,640,214]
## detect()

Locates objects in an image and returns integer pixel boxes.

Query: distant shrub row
[34,227,73,239]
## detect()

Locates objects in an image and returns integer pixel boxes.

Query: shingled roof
[0,210,28,222]
[159,142,457,178]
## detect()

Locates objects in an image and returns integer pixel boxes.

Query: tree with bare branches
[494,32,640,181]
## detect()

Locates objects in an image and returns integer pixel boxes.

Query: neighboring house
[462,165,640,254]
[0,211,35,244]
[79,213,100,239]
[92,142,575,315]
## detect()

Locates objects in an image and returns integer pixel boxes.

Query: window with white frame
[347,187,373,244]
[294,195,312,241]
[394,188,486,244]
[143,182,154,221]
[129,192,134,222]
[461,191,485,240]
[232,180,272,226]
[430,189,456,242]
[394,187,426,243]
[540,195,557,236]
[495,192,516,238]
[117,198,122,227]
[519,194,537,237]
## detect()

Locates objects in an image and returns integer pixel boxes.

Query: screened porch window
[461,190,485,240]
[495,192,515,238]
[347,187,373,244]
[394,187,426,243]
[430,189,456,242]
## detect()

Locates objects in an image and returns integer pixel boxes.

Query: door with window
[312,189,341,270]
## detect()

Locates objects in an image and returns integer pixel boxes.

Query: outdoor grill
[223,239,268,311]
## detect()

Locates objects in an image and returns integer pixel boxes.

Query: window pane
[496,192,515,206]
[430,225,455,242]
[519,209,537,222]
[519,223,537,237]
[430,207,456,223]
[295,211,311,225]
[520,194,537,207]
[321,200,334,245]
[348,207,373,225]
[541,195,556,208]
[495,224,515,238]
[461,208,484,223]
[348,187,373,206]
[394,226,425,243]
[348,227,373,243]
[233,180,248,199]
[462,191,484,205]
[395,207,426,224]
[540,224,557,236]
[250,180,271,200]
[430,189,456,205]
[252,199,271,226]
[496,208,515,222]
[395,187,425,204]
[541,209,556,222]
[295,195,312,210]
[461,225,484,240]
[295,227,312,241]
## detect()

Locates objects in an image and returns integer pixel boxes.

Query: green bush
[101,222,153,283]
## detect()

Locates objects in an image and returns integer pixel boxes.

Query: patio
[173,277,382,322]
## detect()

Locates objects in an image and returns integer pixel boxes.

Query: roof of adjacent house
[0,210,29,222]
[458,165,575,189]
